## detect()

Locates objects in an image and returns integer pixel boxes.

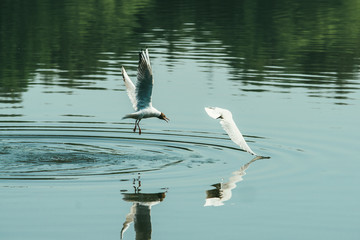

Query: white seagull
[121,49,169,134]
[205,107,257,156]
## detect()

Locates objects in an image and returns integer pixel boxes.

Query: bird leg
[137,119,142,135]
[133,119,138,132]
[133,119,142,134]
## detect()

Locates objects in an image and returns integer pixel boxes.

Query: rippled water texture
[0,125,245,179]
[1,1,360,239]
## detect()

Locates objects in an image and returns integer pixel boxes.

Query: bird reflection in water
[205,156,269,207]
[121,174,167,240]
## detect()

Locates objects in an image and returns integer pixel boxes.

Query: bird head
[158,112,169,122]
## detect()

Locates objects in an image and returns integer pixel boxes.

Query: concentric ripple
[0,122,251,180]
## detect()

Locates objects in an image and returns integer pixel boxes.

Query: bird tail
[122,113,136,120]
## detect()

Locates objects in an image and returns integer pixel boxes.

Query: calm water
[1,1,360,239]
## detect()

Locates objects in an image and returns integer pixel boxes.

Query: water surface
[1,1,360,239]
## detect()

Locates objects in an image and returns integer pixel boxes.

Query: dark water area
[1,1,360,239]
[2,0,360,96]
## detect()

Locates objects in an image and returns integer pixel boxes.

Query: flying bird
[121,49,169,134]
[205,107,257,156]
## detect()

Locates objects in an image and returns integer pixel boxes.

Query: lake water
[1,1,360,239]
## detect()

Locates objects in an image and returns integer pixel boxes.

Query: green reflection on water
[0,0,359,100]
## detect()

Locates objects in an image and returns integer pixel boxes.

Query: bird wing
[120,204,136,239]
[121,66,137,111]
[205,107,256,155]
[136,49,153,110]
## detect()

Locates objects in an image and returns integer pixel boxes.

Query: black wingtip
[138,50,144,64]
[139,48,149,63]
[139,47,148,53]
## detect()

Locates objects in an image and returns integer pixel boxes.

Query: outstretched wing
[205,107,256,155]
[121,66,137,111]
[120,204,136,239]
[136,49,153,110]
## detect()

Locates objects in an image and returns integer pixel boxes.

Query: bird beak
[159,113,169,122]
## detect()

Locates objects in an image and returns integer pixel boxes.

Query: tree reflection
[1,0,359,102]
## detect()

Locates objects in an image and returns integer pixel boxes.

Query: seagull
[121,49,169,134]
[205,107,258,156]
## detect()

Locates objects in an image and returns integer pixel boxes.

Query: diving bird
[121,49,169,134]
[205,107,257,156]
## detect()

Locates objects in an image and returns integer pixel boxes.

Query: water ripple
[0,122,258,181]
